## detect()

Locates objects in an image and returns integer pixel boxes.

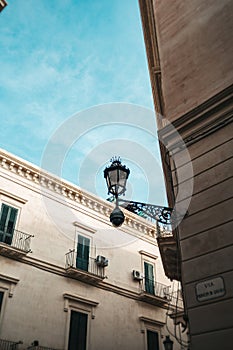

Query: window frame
[0,274,19,334]
[0,191,26,243]
[73,222,95,273]
[144,261,155,295]
[68,309,88,350]
[0,288,6,331]
[139,316,164,350]
[139,250,157,294]
[63,293,99,350]
[76,234,91,271]
[0,203,19,244]
[146,329,160,350]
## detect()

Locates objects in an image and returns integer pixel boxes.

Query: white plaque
[196,277,225,302]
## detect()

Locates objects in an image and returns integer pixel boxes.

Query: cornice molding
[139,250,158,260]
[0,273,19,297]
[1,254,169,309]
[0,189,27,204]
[63,292,99,319]
[63,292,99,307]
[73,221,96,234]
[0,273,19,285]
[0,149,157,240]
[158,84,233,151]
[139,316,165,327]
[138,0,165,118]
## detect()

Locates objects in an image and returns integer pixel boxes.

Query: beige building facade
[139,1,233,349]
[0,149,185,350]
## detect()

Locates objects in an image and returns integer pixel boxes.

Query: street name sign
[195,276,225,302]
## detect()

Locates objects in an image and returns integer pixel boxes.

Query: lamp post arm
[107,197,173,225]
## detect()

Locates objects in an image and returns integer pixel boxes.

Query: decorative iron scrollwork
[107,197,173,225]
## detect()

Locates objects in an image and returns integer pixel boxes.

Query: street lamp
[104,157,173,227]
[163,335,173,350]
[104,157,130,227]
[0,0,7,12]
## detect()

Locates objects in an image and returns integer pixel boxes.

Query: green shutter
[0,291,4,314]
[144,262,155,295]
[68,311,87,350]
[147,330,159,350]
[0,204,18,244]
[76,235,90,271]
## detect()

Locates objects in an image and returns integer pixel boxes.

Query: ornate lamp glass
[104,158,130,198]
[163,336,173,350]
[104,158,130,227]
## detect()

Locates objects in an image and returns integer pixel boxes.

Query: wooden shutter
[144,262,155,295]
[0,291,4,314]
[147,330,159,350]
[76,235,90,271]
[0,204,18,244]
[68,310,88,350]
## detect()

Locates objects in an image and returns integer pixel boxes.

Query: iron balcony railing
[156,222,173,238]
[141,278,171,299]
[65,249,105,278]
[0,229,33,252]
[0,339,22,350]
[168,289,184,309]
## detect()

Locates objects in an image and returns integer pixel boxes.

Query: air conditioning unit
[132,270,143,281]
[96,255,108,267]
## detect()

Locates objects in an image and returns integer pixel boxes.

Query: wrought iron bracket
[107,197,173,225]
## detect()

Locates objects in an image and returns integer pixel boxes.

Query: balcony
[139,279,171,306]
[0,339,22,350]
[169,289,184,309]
[156,225,181,281]
[0,229,33,258]
[65,249,106,284]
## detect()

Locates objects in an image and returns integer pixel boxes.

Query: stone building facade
[139,1,233,349]
[0,149,184,350]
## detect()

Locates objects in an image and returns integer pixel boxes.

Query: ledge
[65,266,104,284]
[139,292,169,307]
[63,292,99,307]
[158,84,233,150]
[73,221,96,234]
[63,292,99,318]
[0,273,19,297]
[139,316,165,327]
[139,250,158,260]
[0,189,27,204]
[0,242,29,259]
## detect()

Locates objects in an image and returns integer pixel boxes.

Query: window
[76,235,90,271]
[0,291,3,314]
[147,330,159,350]
[0,204,18,245]
[63,293,98,350]
[0,291,4,328]
[144,262,155,295]
[140,316,164,350]
[68,310,88,350]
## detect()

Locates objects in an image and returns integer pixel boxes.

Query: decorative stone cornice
[0,189,27,204]
[0,149,157,239]
[158,84,233,152]
[0,273,19,297]
[1,254,168,309]
[138,0,165,119]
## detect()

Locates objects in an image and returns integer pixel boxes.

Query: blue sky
[0,0,167,205]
